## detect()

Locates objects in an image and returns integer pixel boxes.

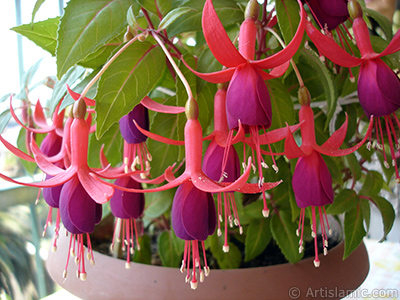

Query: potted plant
[1,0,398,298]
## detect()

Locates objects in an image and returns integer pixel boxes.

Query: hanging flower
[305,0,400,180]
[109,177,144,268]
[285,87,373,267]
[302,0,349,31]
[119,103,152,177]
[172,181,215,290]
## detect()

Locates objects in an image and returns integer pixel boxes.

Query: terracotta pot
[46,230,369,300]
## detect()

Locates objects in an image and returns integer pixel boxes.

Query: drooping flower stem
[151,31,194,103]
[265,27,304,88]
[79,35,140,100]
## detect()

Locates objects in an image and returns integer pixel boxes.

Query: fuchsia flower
[119,103,152,177]
[305,0,400,180]
[202,87,242,252]
[0,91,144,280]
[302,0,349,31]
[172,181,215,290]
[110,177,144,268]
[285,87,373,267]
[181,0,306,216]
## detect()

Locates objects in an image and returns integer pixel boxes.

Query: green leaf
[344,153,362,181]
[144,188,174,219]
[88,122,123,168]
[127,5,140,30]
[31,0,46,24]
[300,48,337,127]
[17,60,43,100]
[359,170,384,197]
[209,234,242,269]
[268,79,295,153]
[270,211,303,263]
[370,196,395,242]
[158,7,195,31]
[0,110,11,134]
[343,205,366,259]
[360,197,371,231]
[56,0,132,78]
[135,0,171,16]
[326,189,359,215]
[48,66,86,114]
[244,218,271,262]
[132,234,152,264]
[243,200,264,219]
[12,17,59,56]
[365,8,393,40]
[95,41,165,138]
[158,231,182,267]
[17,130,38,175]
[275,0,301,44]
[167,0,244,37]
[146,99,181,178]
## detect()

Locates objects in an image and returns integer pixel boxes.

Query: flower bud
[245,0,260,20]
[73,99,87,119]
[348,0,363,20]
[124,26,134,42]
[185,98,199,120]
[298,86,311,106]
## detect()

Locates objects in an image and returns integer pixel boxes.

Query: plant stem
[265,27,304,88]
[151,31,194,101]
[80,35,140,100]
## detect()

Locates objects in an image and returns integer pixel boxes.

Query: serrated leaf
[365,8,393,40]
[48,66,86,114]
[270,211,303,263]
[88,122,122,168]
[344,153,362,181]
[360,170,383,197]
[144,188,174,219]
[370,196,395,242]
[326,189,359,215]
[146,100,181,177]
[56,0,132,78]
[132,234,152,264]
[275,0,301,44]
[135,0,171,16]
[244,218,271,262]
[158,231,182,267]
[95,41,165,138]
[167,0,243,37]
[12,17,59,56]
[31,0,46,24]
[127,5,140,29]
[158,7,195,30]
[300,48,337,127]
[343,205,366,259]
[268,79,295,153]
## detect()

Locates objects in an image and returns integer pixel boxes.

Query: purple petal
[303,0,349,31]
[119,104,149,144]
[59,177,100,234]
[202,140,240,182]
[42,175,62,208]
[40,132,62,157]
[226,64,272,130]
[172,182,194,240]
[292,151,333,208]
[110,177,145,219]
[358,59,400,117]
[172,181,216,241]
